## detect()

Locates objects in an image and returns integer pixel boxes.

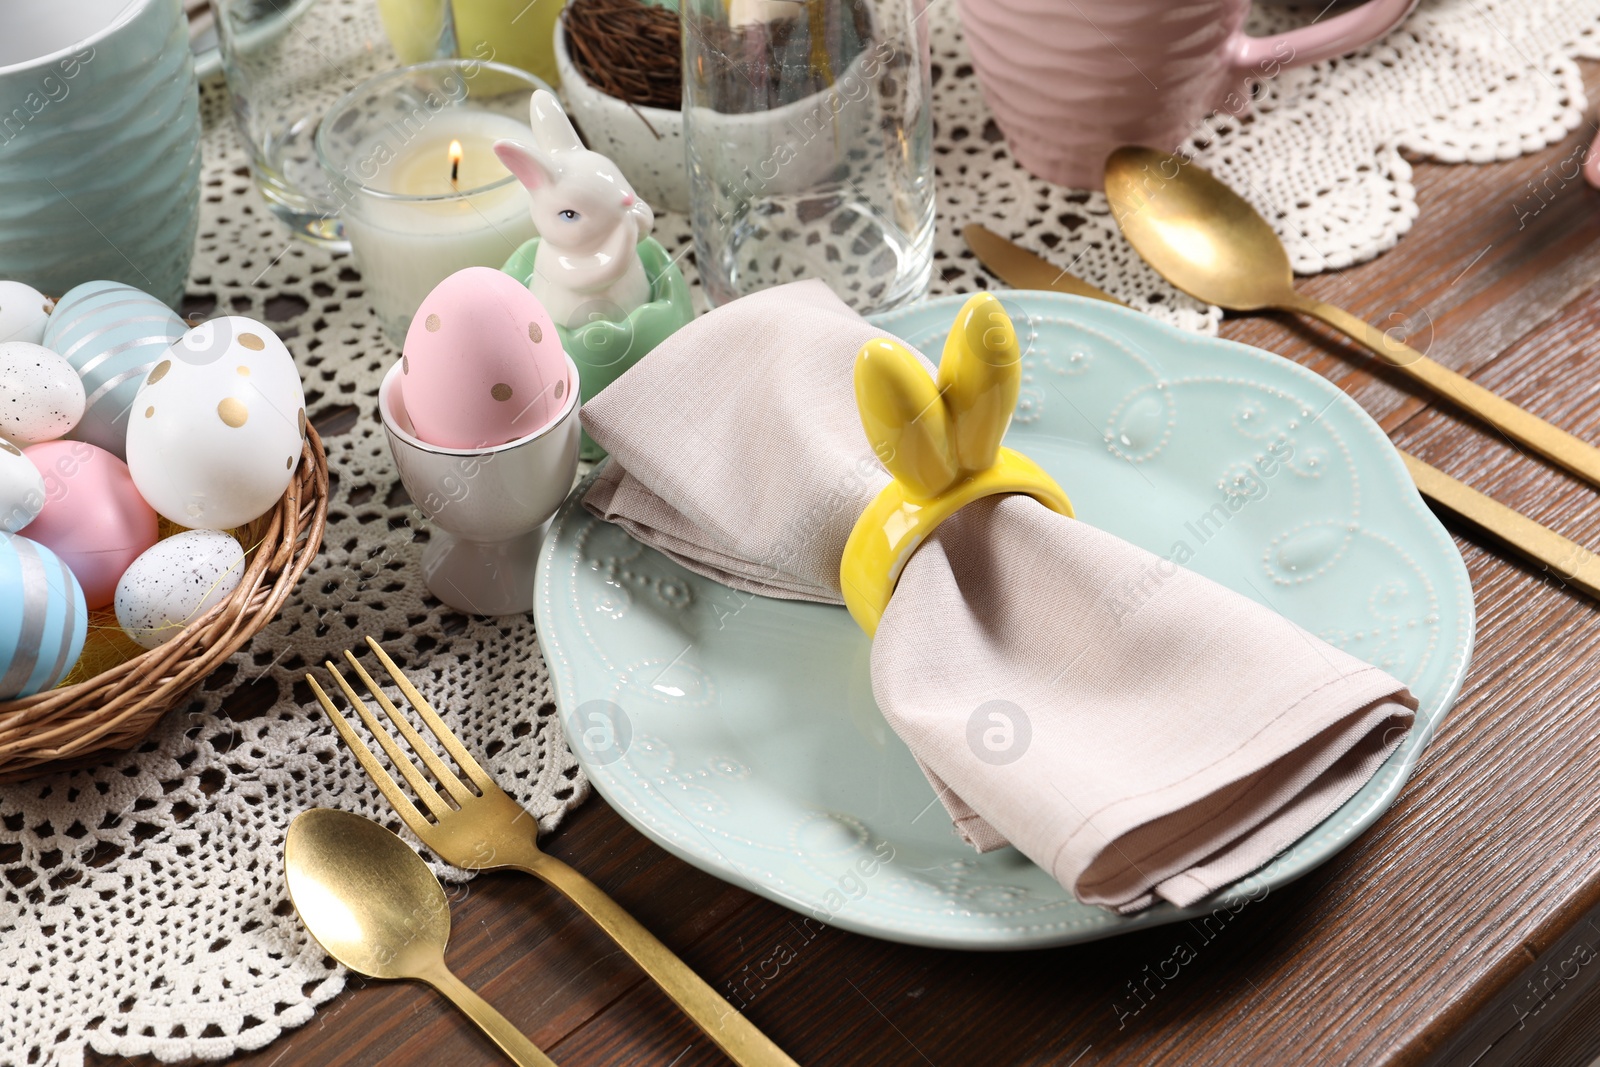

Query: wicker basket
[0,428,330,781]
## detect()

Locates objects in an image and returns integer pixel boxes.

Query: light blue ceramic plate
[534,291,1474,950]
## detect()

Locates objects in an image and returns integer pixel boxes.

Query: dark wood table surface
[101,61,1600,1067]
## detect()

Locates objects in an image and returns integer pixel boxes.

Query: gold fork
[307,638,799,1067]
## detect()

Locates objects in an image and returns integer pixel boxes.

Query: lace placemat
[3,1,1598,1063]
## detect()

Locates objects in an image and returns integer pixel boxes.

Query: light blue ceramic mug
[0,0,202,308]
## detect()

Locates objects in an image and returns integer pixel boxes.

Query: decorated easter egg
[0,342,86,444]
[0,438,45,533]
[24,441,159,609]
[0,531,87,699]
[401,267,572,449]
[0,281,53,345]
[42,280,188,459]
[115,530,246,649]
[124,316,306,530]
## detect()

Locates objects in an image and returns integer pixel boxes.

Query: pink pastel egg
[24,440,159,608]
[401,267,572,449]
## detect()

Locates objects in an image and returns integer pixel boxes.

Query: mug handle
[1230,0,1417,75]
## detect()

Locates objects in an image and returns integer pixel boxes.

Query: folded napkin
[582,280,1416,913]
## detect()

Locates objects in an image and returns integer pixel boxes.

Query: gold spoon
[962,223,1600,600]
[284,808,557,1067]
[1104,145,1600,488]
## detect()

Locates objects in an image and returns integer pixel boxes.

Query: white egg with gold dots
[0,438,45,534]
[124,316,306,530]
[0,342,86,444]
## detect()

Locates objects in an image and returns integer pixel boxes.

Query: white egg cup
[379,357,580,616]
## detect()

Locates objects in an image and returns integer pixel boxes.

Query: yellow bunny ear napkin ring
[840,292,1074,635]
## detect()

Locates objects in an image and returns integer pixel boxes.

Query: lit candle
[316,62,546,342]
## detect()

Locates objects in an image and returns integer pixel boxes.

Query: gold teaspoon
[285,808,557,1067]
[1104,145,1600,489]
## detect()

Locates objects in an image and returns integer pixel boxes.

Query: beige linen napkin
[582,280,1416,913]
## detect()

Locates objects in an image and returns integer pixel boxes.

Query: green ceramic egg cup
[500,236,694,460]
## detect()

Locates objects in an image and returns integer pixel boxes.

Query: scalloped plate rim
[535,290,1475,950]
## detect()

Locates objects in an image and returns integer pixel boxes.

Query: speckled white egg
[115,530,246,649]
[0,282,53,345]
[124,317,307,530]
[0,437,45,533]
[0,342,86,444]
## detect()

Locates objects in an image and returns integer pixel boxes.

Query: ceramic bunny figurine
[493,90,655,329]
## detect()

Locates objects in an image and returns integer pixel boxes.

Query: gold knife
[963,223,1600,600]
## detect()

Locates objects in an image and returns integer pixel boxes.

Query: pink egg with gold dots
[400,267,572,449]
[23,441,159,609]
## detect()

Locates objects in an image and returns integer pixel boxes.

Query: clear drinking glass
[213,0,450,246]
[682,0,934,314]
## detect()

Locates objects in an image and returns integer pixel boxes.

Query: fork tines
[307,637,492,836]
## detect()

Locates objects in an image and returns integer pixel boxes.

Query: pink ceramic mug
[958,0,1418,188]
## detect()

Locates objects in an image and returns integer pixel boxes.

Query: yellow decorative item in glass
[840,292,1074,636]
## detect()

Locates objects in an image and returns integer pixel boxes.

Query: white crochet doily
[2,1,1597,1064]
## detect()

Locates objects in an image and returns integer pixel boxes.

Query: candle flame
[448,139,463,184]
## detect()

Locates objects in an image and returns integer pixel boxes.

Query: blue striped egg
[43,281,187,460]
[0,531,87,700]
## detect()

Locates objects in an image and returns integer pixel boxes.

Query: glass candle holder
[315,60,544,343]
[682,0,935,314]
[214,0,446,247]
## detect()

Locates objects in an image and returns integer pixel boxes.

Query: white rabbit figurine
[493,90,655,329]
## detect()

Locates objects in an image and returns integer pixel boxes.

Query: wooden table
[102,63,1600,1067]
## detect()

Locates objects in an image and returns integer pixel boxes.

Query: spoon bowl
[285,807,450,980]
[1103,145,1296,312]
[285,808,557,1067]
[1103,145,1600,490]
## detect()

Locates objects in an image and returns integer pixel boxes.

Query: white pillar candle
[315,61,550,343]
[341,113,538,341]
